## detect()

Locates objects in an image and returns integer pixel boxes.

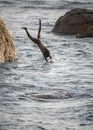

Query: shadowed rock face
[52,8,93,38]
[0,20,17,63]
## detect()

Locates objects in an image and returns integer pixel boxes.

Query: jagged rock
[52,8,93,38]
[0,20,17,63]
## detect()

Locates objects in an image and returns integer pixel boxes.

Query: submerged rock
[0,20,17,63]
[31,92,73,100]
[52,8,93,38]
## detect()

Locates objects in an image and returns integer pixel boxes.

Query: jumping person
[22,19,52,62]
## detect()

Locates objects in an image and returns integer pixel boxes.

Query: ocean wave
[54,1,93,10]
[1,0,93,10]
[0,0,14,5]
[24,0,46,5]
[21,1,93,11]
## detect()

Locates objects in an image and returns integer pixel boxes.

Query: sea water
[0,0,93,130]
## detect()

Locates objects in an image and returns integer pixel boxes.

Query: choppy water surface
[0,0,93,130]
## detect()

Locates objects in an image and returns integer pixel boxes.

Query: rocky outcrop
[0,20,17,63]
[52,8,93,38]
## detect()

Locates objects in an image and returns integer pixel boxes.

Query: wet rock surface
[52,8,93,38]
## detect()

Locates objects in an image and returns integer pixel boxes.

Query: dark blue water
[0,0,93,130]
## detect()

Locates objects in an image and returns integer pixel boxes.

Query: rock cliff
[0,20,17,63]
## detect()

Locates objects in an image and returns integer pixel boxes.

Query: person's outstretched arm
[22,27,38,43]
